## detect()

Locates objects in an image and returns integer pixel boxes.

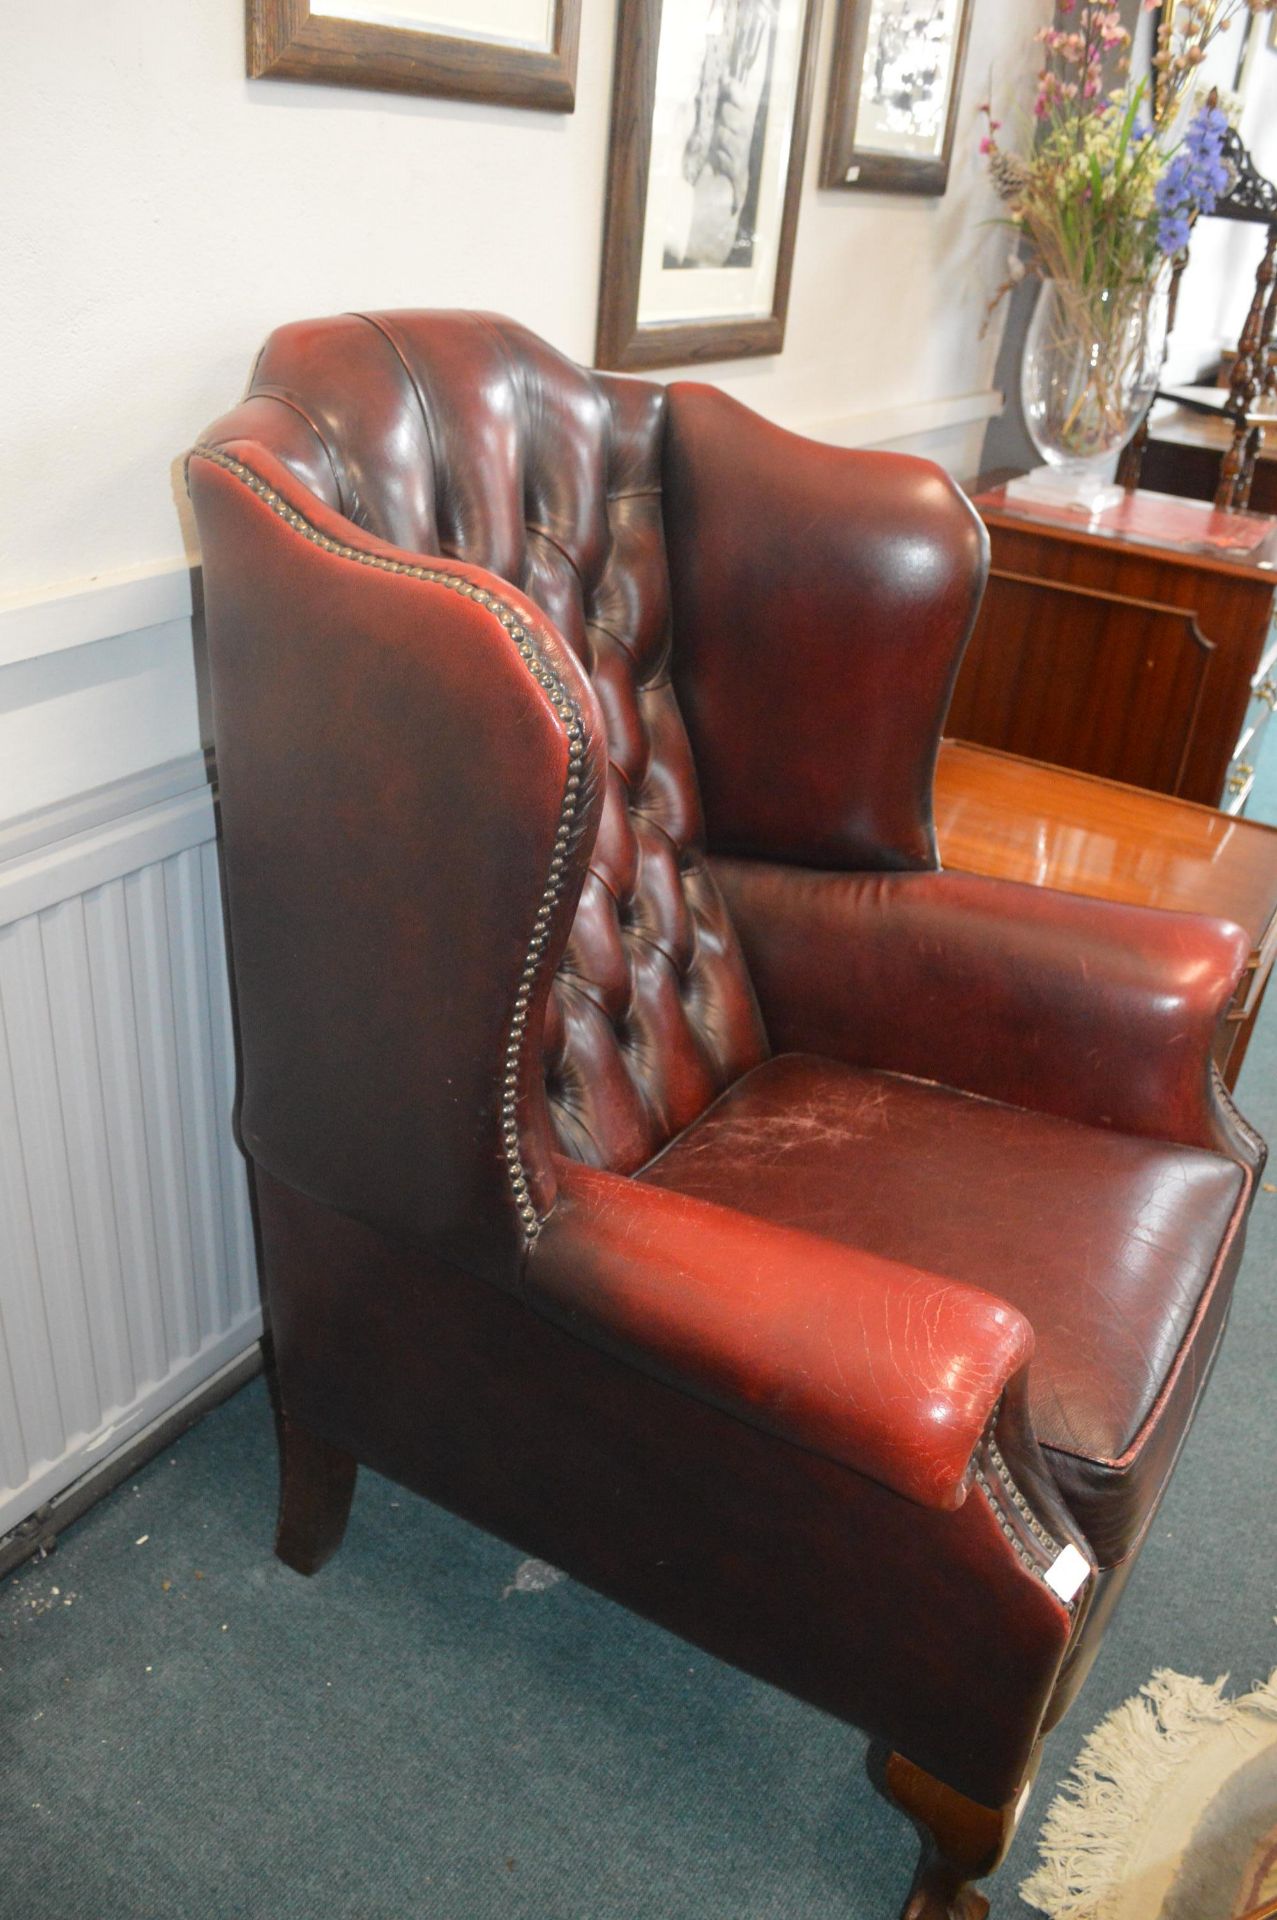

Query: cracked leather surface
[529,1155,1035,1512]
[640,1052,1247,1563]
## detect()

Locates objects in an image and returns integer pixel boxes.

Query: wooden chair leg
[274,1416,357,1575]
[875,1747,1035,1920]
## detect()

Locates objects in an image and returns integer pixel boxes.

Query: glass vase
[1012,275,1169,515]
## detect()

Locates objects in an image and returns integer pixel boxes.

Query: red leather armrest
[663,382,988,873]
[527,1159,1034,1511]
[714,859,1256,1159]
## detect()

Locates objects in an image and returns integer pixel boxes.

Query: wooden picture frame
[820,0,973,196]
[247,0,582,112]
[595,0,822,371]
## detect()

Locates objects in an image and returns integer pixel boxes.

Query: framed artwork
[820,0,973,195]
[246,0,582,112]
[595,0,823,371]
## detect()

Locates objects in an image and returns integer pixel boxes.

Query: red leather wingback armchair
[189,313,1265,1920]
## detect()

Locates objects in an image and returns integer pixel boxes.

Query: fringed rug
[1022,1664,1277,1919]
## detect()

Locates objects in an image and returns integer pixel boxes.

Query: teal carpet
[5,812,1276,1917]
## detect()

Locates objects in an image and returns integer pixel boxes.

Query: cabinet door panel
[948,571,1213,795]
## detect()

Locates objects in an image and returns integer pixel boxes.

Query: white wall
[0,0,1051,817]
[4,0,1049,596]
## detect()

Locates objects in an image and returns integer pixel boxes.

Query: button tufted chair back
[235,311,768,1173]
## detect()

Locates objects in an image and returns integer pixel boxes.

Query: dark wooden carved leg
[1218,224,1277,512]
[274,1415,357,1575]
[875,1747,1036,1920]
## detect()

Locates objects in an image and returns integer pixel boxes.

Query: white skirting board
[0,756,261,1539]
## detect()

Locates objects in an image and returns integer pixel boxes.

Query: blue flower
[1184,105,1228,152]
[1157,211,1191,254]
[1153,103,1231,255]
[1156,153,1190,210]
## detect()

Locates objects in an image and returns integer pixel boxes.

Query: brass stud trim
[986,1439,1060,1556]
[190,445,587,1246]
[974,1469,1073,1605]
[1213,1062,1266,1162]
[972,1403,1075,1608]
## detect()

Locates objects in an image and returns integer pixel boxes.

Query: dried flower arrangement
[980,2,1273,473]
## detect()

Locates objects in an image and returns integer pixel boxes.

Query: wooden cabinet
[949,485,1277,810]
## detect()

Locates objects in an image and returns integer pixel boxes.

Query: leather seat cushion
[638,1054,1248,1564]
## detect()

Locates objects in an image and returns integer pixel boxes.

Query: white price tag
[1045,1543,1090,1603]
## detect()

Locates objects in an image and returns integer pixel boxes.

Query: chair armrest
[527,1159,1034,1512]
[714,859,1259,1160]
[663,382,988,873]
[188,435,607,1287]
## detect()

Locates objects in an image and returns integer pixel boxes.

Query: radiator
[0,758,260,1537]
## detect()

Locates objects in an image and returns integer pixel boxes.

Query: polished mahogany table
[935,739,1277,1087]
